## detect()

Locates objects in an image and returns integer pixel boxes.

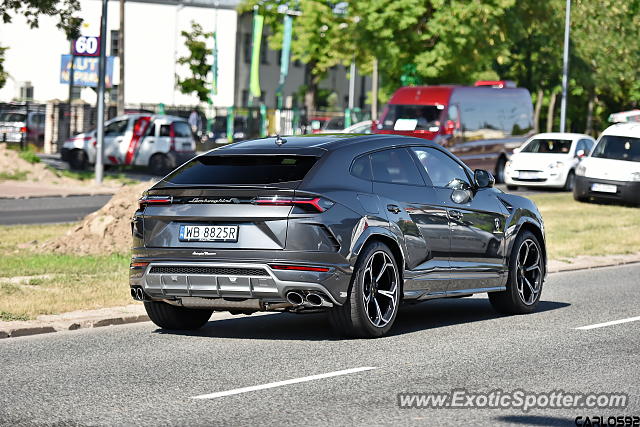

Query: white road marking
[191,366,378,400]
[576,315,640,330]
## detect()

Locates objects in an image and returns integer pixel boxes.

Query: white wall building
[0,0,239,107]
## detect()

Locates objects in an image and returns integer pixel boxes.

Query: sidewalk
[0,181,119,198]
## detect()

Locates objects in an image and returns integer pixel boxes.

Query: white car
[504,132,595,191]
[574,123,640,205]
[61,114,197,175]
[342,120,372,134]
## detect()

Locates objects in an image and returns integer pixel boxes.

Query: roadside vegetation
[0,223,131,320]
[1,192,638,320]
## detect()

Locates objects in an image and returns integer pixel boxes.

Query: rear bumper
[129,256,352,307]
[574,176,640,204]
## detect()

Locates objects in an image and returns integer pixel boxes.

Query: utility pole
[117,0,125,115]
[67,40,76,139]
[371,58,378,121]
[559,0,571,132]
[95,0,109,185]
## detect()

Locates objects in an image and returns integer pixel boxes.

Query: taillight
[130,262,149,269]
[138,195,172,210]
[19,126,28,133]
[270,264,330,272]
[253,196,334,213]
[169,123,176,151]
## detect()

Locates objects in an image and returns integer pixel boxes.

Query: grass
[0,223,131,320]
[0,194,639,320]
[18,149,40,164]
[0,170,28,181]
[54,169,138,185]
[529,192,640,260]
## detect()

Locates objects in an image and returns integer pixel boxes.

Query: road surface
[0,195,114,225]
[1,263,638,426]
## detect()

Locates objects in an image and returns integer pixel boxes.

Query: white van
[61,114,197,175]
[573,122,640,205]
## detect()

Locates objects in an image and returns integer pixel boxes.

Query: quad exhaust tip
[285,291,304,306]
[131,287,146,301]
[306,292,332,307]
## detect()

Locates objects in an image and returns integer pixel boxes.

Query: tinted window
[350,155,371,180]
[592,135,640,162]
[165,155,319,185]
[521,138,572,154]
[370,148,424,185]
[174,121,193,138]
[104,119,128,136]
[411,147,470,188]
[380,105,442,131]
[0,112,26,122]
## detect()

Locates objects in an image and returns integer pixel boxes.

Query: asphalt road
[0,195,114,225]
[1,263,638,426]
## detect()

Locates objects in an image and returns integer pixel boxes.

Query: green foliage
[0,46,8,90]
[176,21,214,103]
[18,149,40,164]
[0,0,82,39]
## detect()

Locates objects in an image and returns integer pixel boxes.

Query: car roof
[601,122,640,138]
[206,134,439,156]
[528,132,592,141]
[110,114,187,123]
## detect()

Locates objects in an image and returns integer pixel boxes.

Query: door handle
[387,204,401,214]
[449,210,463,220]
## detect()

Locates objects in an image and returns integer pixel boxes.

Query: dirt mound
[0,143,78,184]
[40,182,153,255]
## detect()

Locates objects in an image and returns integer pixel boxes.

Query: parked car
[61,114,197,175]
[0,110,45,146]
[342,120,372,134]
[574,123,640,205]
[373,81,534,182]
[504,133,595,191]
[130,134,546,338]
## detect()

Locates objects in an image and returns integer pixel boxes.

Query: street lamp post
[559,0,571,133]
[95,0,109,184]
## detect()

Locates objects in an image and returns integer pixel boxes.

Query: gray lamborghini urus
[130,134,547,337]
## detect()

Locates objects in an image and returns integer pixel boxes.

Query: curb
[1,255,639,340]
[0,305,149,339]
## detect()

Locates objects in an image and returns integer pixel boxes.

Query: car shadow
[494,415,575,426]
[153,298,570,341]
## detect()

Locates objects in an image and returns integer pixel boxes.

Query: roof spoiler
[474,80,516,88]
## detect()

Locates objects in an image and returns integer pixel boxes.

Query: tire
[564,170,576,191]
[328,241,401,338]
[149,153,171,176]
[144,300,213,330]
[506,185,518,191]
[488,230,545,315]
[573,188,588,203]
[68,149,88,170]
[495,157,507,184]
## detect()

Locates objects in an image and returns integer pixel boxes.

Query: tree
[175,21,214,103]
[0,46,8,90]
[0,0,82,90]
[1,0,82,39]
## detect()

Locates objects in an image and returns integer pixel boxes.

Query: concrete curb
[1,254,639,340]
[0,304,149,339]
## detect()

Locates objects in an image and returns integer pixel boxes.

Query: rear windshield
[592,135,640,162]
[380,105,441,131]
[0,112,26,122]
[164,155,319,185]
[521,139,572,154]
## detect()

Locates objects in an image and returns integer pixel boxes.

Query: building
[0,0,371,113]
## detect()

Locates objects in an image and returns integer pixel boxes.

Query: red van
[374,81,534,182]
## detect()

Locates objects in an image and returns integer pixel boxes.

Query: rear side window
[370,148,424,186]
[165,155,319,185]
[174,121,193,138]
[159,124,171,137]
[350,155,371,180]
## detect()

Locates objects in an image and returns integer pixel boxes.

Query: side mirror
[575,149,586,159]
[474,169,495,188]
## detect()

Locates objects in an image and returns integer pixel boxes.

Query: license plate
[517,171,540,179]
[179,225,238,242]
[591,183,617,193]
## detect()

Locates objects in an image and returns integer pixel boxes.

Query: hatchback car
[0,110,45,146]
[130,134,547,337]
[505,133,595,191]
[61,114,196,175]
[574,123,640,205]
